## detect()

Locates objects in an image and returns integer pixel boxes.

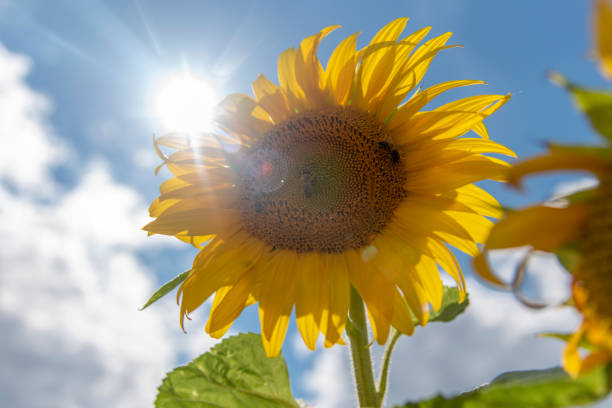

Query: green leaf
[155,333,299,408]
[539,332,597,351]
[414,286,469,326]
[551,72,612,142]
[396,365,612,408]
[140,270,189,310]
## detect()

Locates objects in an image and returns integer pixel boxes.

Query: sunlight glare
[153,74,219,133]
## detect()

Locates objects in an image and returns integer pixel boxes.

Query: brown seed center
[237,107,406,253]
[578,174,612,329]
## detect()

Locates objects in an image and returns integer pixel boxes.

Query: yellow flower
[595,0,612,79]
[145,18,512,357]
[473,145,612,377]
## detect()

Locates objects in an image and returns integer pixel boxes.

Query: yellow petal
[158,183,238,204]
[206,267,257,336]
[326,32,359,105]
[473,252,507,288]
[486,204,586,251]
[375,32,455,121]
[402,138,516,173]
[355,42,398,111]
[354,18,410,110]
[178,234,265,329]
[393,94,510,144]
[369,17,409,45]
[404,156,511,194]
[295,26,340,108]
[143,208,240,237]
[473,204,587,288]
[278,48,306,111]
[508,151,609,188]
[471,120,489,139]
[295,252,327,350]
[215,93,272,141]
[369,235,429,325]
[393,201,480,256]
[427,237,466,297]
[595,0,612,79]
[388,80,485,130]
[252,74,292,123]
[563,324,586,378]
[442,184,504,219]
[258,250,297,357]
[324,254,350,347]
[560,324,610,378]
[391,289,416,335]
[345,250,393,344]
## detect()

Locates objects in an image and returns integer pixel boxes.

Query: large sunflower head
[145,18,513,356]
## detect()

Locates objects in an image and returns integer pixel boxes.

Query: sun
[153,73,219,133]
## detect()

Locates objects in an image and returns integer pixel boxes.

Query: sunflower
[145,18,513,357]
[474,0,612,377]
[473,146,612,376]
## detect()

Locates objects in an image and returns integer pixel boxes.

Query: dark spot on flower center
[238,106,406,253]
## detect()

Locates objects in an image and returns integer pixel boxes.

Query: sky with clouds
[1,1,611,407]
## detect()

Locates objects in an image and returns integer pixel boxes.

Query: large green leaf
[413,286,469,326]
[140,270,189,310]
[155,333,299,408]
[396,365,612,408]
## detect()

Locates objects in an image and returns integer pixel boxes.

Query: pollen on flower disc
[238,107,406,253]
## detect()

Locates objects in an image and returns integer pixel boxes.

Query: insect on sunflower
[145,18,513,356]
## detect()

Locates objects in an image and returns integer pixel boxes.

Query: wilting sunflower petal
[145,19,511,356]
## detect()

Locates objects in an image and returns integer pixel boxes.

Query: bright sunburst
[153,73,219,133]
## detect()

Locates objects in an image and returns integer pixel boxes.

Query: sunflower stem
[347,286,378,408]
[376,328,401,407]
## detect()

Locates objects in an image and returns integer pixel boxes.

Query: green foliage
[414,286,470,326]
[570,86,612,142]
[555,243,581,274]
[140,270,189,310]
[396,365,612,408]
[155,333,299,408]
[552,72,612,143]
[539,332,597,351]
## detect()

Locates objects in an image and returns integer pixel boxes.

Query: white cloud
[0,43,68,196]
[552,177,599,200]
[0,42,219,407]
[300,346,354,408]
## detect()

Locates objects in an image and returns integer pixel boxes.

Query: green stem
[347,286,378,408]
[376,328,401,407]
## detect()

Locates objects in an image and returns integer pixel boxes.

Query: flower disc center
[238,107,406,253]
[578,175,612,330]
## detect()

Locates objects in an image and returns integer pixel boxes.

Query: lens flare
[153,74,219,133]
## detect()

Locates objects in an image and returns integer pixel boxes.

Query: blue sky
[1,1,610,407]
